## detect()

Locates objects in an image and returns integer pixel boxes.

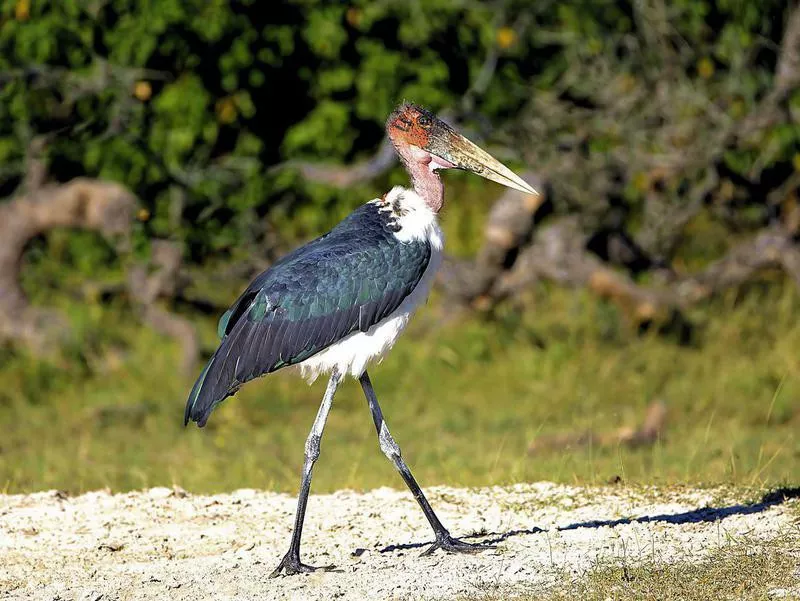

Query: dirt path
[1,483,798,600]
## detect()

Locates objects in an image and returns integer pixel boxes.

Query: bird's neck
[393,143,444,214]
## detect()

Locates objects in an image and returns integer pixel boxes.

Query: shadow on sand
[378,487,800,553]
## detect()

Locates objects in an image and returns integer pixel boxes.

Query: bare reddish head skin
[385,103,454,212]
[385,102,536,210]
[386,103,435,150]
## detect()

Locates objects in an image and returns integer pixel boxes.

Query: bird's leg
[270,370,343,578]
[359,371,494,556]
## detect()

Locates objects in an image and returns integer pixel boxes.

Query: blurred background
[0,0,798,494]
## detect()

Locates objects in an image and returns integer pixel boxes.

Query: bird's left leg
[359,370,494,556]
[270,369,342,577]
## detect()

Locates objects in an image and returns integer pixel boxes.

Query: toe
[421,534,495,556]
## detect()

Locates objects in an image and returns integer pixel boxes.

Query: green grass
[456,534,799,601]
[558,548,798,601]
[1,260,799,494]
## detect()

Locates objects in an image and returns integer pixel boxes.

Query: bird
[184,102,537,577]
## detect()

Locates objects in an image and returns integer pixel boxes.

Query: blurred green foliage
[0,0,529,257]
[2,0,793,265]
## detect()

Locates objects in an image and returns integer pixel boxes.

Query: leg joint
[377,422,401,460]
[304,433,321,463]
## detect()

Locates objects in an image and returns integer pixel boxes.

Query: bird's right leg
[270,369,342,578]
[359,370,494,556]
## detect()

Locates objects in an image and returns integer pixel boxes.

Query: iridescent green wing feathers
[184,203,431,427]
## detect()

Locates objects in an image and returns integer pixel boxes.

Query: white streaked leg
[270,369,342,577]
[359,370,494,555]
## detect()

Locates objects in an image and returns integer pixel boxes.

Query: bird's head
[386,103,536,196]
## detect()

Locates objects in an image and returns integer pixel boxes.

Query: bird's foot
[268,551,340,578]
[421,531,496,556]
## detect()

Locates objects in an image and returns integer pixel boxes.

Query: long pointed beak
[450,133,538,195]
[430,128,538,195]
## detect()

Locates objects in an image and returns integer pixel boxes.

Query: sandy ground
[1,483,798,600]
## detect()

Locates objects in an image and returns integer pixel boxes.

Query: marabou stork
[184,103,536,577]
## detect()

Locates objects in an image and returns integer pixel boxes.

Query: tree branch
[270,137,398,188]
[738,2,800,140]
[438,172,546,306]
[492,220,800,323]
[0,178,136,350]
[126,241,198,375]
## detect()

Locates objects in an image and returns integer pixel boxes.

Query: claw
[269,551,340,578]
[421,531,496,556]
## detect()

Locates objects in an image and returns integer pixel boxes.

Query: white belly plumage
[296,187,444,382]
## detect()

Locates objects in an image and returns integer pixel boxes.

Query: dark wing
[185,210,430,427]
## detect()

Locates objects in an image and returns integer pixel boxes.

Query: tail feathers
[185,298,274,427]
[184,317,262,428]
[184,355,220,428]
[186,307,240,427]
